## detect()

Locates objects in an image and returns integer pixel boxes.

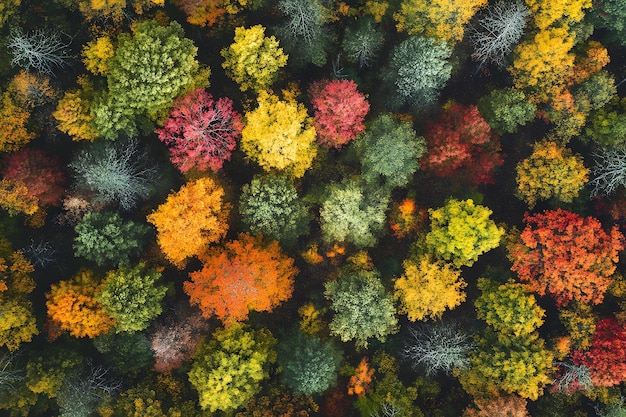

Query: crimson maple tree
[421,102,503,184]
[184,233,297,325]
[509,209,624,307]
[309,79,370,149]
[156,88,243,173]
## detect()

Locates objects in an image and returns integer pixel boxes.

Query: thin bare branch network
[553,361,593,394]
[371,402,401,417]
[7,28,73,75]
[0,352,24,394]
[59,362,121,417]
[278,0,322,46]
[22,239,56,268]
[589,147,626,197]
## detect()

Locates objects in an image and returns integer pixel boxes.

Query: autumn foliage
[347,358,374,398]
[421,102,503,184]
[509,209,624,307]
[309,79,369,149]
[157,89,242,173]
[0,178,39,216]
[0,91,35,152]
[463,394,530,417]
[184,233,297,325]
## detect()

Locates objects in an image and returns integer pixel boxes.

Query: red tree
[156,88,243,173]
[509,209,624,307]
[573,318,626,387]
[309,79,370,149]
[183,233,297,325]
[1,147,66,207]
[421,103,503,184]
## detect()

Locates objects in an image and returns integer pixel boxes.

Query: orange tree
[509,209,624,307]
[184,233,297,325]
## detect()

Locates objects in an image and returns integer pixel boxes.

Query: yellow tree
[221,25,288,92]
[146,177,230,267]
[53,76,99,141]
[0,179,39,216]
[509,26,575,104]
[82,36,115,76]
[394,0,488,43]
[0,91,35,152]
[525,0,591,30]
[394,256,466,321]
[241,91,317,178]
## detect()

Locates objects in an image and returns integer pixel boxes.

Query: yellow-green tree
[241,91,317,178]
[515,140,589,208]
[425,199,504,267]
[221,25,288,92]
[0,91,35,152]
[394,0,488,43]
[525,0,591,29]
[394,256,466,321]
[82,35,115,76]
[53,76,99,141]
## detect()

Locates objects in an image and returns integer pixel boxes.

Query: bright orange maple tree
[184,233,297,325]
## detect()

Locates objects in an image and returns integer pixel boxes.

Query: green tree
[239,174,309,246]
[73,211,150,267]
[354,114,426,189]
[98,263,167,333]
[188,324,277,413]
[93,331,155,377]
[425,199,504,267]
[584,97,626,148]
[324,269,398,349]
[341,17,384,70]
[382,36,453,110]
[92,20,210,140]
[277,329,342,396]
[477,87,537,134]
[589,0,626,46]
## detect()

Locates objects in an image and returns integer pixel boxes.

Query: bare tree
[588,147,626,196]
[553,361,593,394]
[341,17,384,71]
[6,28,72,75]
[371,402,401,417]
[22,239,56,268]
[0,352,23,394]
[468,0,528,70]
[57,362,121,417]
[401,322,474,377]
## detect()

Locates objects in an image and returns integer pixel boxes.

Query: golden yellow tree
[0,179,39,216]
[241,91,317,178]
[525,0,591,30]
[82,36,115,76]
[0,91,35,152]
[53,76,99,141]
[146,177,230,267]
[394,256,467,321]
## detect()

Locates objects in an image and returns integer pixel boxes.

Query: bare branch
[588,147,626,196]
[7,28,72,75]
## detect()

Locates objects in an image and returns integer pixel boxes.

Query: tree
[394,256,467,322]
[401,321,474,377]
[146,177,230,267]
[0,91,35,152]
[463,395,530,417]
[394,0,488,43]
[46,269,115,338]
[53,76,99,142]
[70,138,159,210]
[525,0,591,30]
[237,389,319,417]
[221,25,288,92]
[589,0,626,46]
[0,352,23,395]
[0,300,38,352]
[1,148,66,208]
[319,181,388,248]
[354,114,426,189]
[184,233,297,325]
[239,174,309,246]
[98,263,167,333]
[241,91,317,178]
[584,97,626,148]
[6,28,72,75]
[589,147,626,196]
[477,88,536,134]
[74,211,150,267]
[92,20,210,140]
[93,331,155,377]
[515,141,588,208]
[573,318,626,387]
[57,363,121,417]
[176,0,236,27]
[425,199,504,268]
[347,358,374,397]
[468,1,528,69]
[474,278,545,337]
[309,79,370,149]
[7,70,58,108]
[341,17,384,70]
[382,36,452,110]
[0,179,39,216]
[421,103,503,184]
[324,269,398,348]
[559,302,597,350]
[277,329,342,396]
[508,209,624,307]
[551,361,593,394]
[156,88,242,173]
[188,323,277,413]
[81,36,115,76]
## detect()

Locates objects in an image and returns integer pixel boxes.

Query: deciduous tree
[53,76,99,141]
[0,179,39,216]
[477,88,536,134]
[236,388,319,417]
[463,395,530,417]
[81,36,115,76]
[589,147,626,197]
[524,0,591,30]
[341,17,384,70]
[0,91,35,152]
[6,28,72,75]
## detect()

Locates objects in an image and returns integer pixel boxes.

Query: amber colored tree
[309,79,369,149]
[347,358,374,398]
[46,269,115,338]
[0,179,39,216]
[7,70,57,107]
[421,102,503,185]
[146,177,230,268]
[176,0,246,27]
[184,233,297,325]
[572,318,626,387]
[0,91,34,152]
[509,209,624,307]
[388,198,428,239]
[463,394,530,417]
[525,0,591,30]
[156,88,243,173]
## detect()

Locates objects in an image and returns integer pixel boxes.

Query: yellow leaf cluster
[298,302,326,336]
[0,299,38,351]
[0,179,39,216]
[515,141,588,208]
[364,0,388,22]
[82,36,115,75]
[53,76,99,141]
[0,91,35,152]
[525,0,591,30]
[394,256,466,321]
[241,91,317,178]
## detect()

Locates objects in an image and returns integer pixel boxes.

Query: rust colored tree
[463,394,530,417]
[184,233,297,325]
[509,209,624,307]
[421,102,503,184]
[156,89,243,173]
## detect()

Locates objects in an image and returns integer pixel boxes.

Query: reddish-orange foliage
[421,103,503,184]
[573,318,626,387]
[184,233,297,325]
[347,358,374,398]
[567,41,610,85]
[388,198,428,239]
[509,209,624,307]
[464,395,530,417]
[321,389,351,417]
[176,0,229,27]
